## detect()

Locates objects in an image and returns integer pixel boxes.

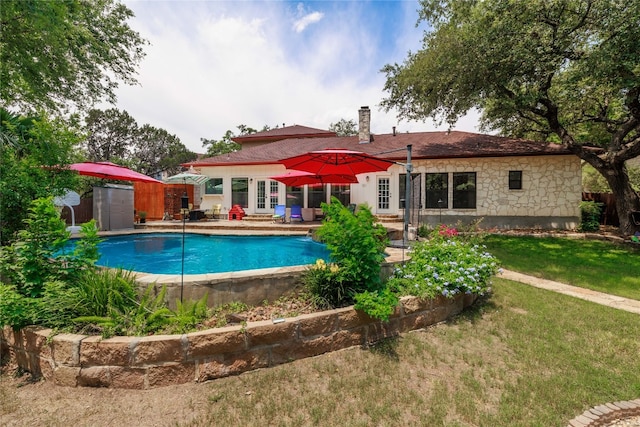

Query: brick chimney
[358,106,371,144]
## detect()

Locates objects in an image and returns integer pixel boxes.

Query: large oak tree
[382,0,640,233]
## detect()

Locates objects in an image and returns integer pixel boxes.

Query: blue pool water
[81,233,331,275]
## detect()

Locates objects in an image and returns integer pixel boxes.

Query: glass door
[256,180,279,212]
[257,180,267,210]
[377,177,391,212]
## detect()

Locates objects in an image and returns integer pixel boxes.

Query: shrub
[353,288,399,322]
[314,198,388,293]
[0,197,102,328]
[305,198,388,308]
[578,201,602,232]
[0,284,34,329]
[302,259,354,308]
[0,197,210,336]
[75,286,211,338]
[388,228,498,300]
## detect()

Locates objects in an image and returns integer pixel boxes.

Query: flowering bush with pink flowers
[437,224,459,238]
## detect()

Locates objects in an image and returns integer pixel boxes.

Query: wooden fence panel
[134,183,193,220]
[60,198,93,225]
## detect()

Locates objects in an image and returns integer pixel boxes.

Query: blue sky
[113,1,480,152]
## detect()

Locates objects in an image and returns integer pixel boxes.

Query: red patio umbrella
[279,148,392,176]
[269,170,358,187]
[69,162,163,184]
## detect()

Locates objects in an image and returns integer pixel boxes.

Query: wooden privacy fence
[60,197,93,225]
[134,182,193,220]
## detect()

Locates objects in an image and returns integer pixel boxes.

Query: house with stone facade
[187,107,581,230]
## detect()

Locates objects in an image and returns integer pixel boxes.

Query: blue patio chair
[273,204,286,223]
[290,205,303,222]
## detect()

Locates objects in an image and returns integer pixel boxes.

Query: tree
[201,130,241,157]
[83,108,197,176]
[583,163,640,193]
[329,119,357,136]
[0,109,81,244]
[201,124,262,157]
[84,109,138,164]
[134,125,196,177]
[0,0,147,114]
[382,0,640,234]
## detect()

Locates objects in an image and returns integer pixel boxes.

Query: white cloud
[110,1,481,153]
[293,11,324,33]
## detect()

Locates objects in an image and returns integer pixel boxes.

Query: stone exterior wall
[411,155,582,229]
[0,293,476,389]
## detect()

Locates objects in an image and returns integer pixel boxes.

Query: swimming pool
[90,233,332,275]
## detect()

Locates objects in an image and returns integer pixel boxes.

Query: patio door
[377,177,391,213]
[256,180,279,213]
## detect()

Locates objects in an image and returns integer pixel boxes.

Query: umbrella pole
[404,145,412,254]
[180,190,189,303]
[181,214,185,303]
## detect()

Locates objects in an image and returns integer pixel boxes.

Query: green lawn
[174,279,640,427]
[483,234,640,300]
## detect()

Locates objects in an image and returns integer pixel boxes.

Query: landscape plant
[0,197,210,335]
[577,201,603,232]
[303,259,354,308]
[388,225,499,300]
[304,198,397,317]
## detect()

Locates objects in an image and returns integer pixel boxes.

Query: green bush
[0,197,102,328]
[305,198,388,308]
[75,286,211,338]
[0,197,210,336]
[578,201,602,232]
[302,259,354,308]
[353,288,399,322]
[314,198,388,292]
[0,284,34,329]
[388,227,498,299]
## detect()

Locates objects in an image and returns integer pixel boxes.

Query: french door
[256,180,279,212]
[377,177,391,213]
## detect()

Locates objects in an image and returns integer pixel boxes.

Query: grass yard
[174,279,640,427]
[483,234,640,300]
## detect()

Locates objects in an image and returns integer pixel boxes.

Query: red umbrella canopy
[69,162,163,184]
[279,149,392,176]
[269,170,358,187]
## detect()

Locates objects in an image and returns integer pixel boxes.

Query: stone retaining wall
[0,293,476,389]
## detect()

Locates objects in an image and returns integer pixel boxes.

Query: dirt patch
[201,292,322,329]
[0,361,211,427]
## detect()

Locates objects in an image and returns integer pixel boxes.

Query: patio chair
[205,204,221,220]
[212,204,221,219]
[290,205,303,222]
[273,204,286,223]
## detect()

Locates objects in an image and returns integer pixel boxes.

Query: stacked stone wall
[0,294,476,389]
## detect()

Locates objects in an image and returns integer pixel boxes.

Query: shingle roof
[232,125,336,144]
[189,131,572,167]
